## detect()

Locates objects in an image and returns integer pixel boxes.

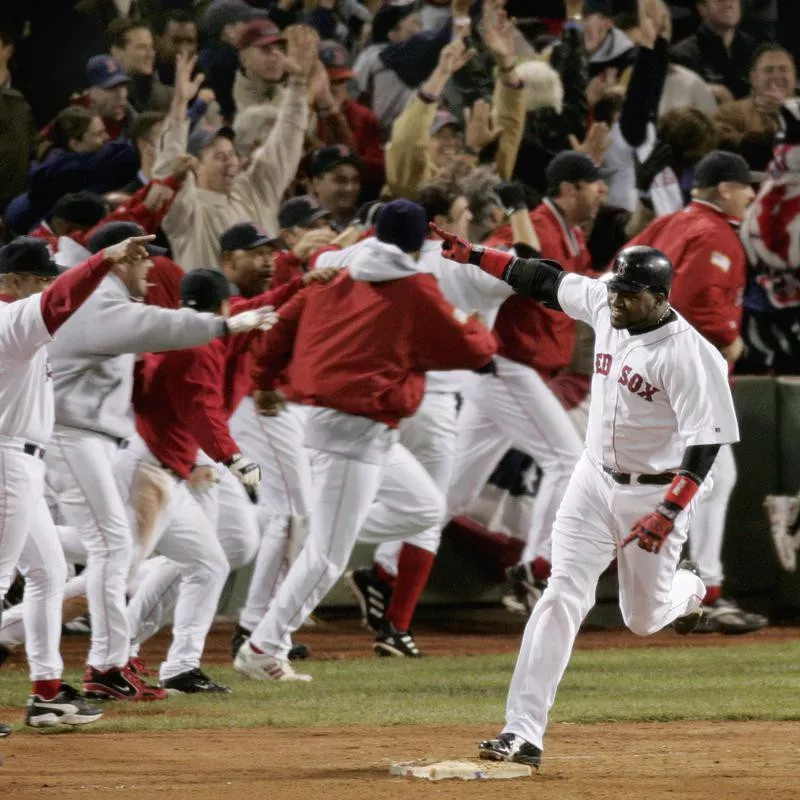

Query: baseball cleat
[692,598,769,635]
[230,624,251,659]
[345,567,392,632]
[234,642,312,682]
[478,732,542,768]
[25,683,104,728]
[126,656,156,679]
[0,721,11,738]
[673,560,704,634]
[62,613,91,636]
[83,665,168,701]
[162,668,232,695]
[374,620,423,658]
[503,563,546,616]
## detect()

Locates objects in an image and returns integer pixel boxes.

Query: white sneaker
[234,642,312,682]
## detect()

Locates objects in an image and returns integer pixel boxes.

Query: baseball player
[0,235,158,730]
[625,150,767,634]
[431,226,739,768]
[233,200,497,681]
[45,220,275,701]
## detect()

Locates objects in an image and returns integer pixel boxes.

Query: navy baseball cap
[693,150,756,188]
[187,123,235,157]
[0,237,60,278]
[50,191,107,228]
[278,196,330,230]
[181,268,231,311]
[86,55,131,89]
[308,145,360,178]
[86,221,167,256]
[220,222,280,252]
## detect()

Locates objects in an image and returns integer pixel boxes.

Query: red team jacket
[487,199,592,375]
[626,200,746,348]
[253,270,498,428]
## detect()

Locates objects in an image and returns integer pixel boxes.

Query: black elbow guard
[505,258,566,308]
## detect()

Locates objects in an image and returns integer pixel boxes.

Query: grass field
[3,640,799,734]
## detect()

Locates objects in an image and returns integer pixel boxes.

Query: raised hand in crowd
[284,25,322,81]
[482,3,517,73]
[171,52,205,117]
[465,99,501,153]
[425,35,477,97]
[569,121,611,166]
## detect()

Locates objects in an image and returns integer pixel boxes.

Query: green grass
[3,642,799,734]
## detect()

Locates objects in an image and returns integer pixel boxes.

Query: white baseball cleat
[234,642,312,682]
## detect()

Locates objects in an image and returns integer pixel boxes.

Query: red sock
[703,585,721,606]
[386,544,435,631]
[32,679,61,700]
[375,563,396,589]
[531,557,551,581]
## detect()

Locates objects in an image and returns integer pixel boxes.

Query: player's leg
[215,468,260,570]
[126,556,182,656]
[480,455,616,761]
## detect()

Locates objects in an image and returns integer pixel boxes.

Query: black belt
[24,443,46,460]
[603,466,675,486]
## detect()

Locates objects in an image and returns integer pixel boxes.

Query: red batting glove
[622,507,675,554]
[429,222,474,263]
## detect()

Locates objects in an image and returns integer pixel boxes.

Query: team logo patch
[711,252,731,272]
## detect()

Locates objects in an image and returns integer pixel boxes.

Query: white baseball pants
[230,401,312,633]
[45,426,133,671]
[0,445,66,681]
[249,427,444,660]
[688,444,736,588]
[447,357,583,563]
[503,453,705,750]
[115,437,229,681]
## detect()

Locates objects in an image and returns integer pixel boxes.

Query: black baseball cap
[187,123,235,157]
[50,191,107,228]
[308,145,360,178]
[278,195,330,230]
[693,150,756,188]
[85,221,167,256]
[546,151,601,192]
[0,237,60,278]
[220,222,280,253]
[181,268,231,311]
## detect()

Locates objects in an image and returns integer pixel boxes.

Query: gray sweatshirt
[48,274,227,440]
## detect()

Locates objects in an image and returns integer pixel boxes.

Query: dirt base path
[2,720,796,800]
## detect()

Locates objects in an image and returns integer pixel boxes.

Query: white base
[390,759,533,781]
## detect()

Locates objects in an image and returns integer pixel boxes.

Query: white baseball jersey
[556,274,740,474]
[0,294,55,444]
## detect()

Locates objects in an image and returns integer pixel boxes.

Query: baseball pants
[0,444,66,681]
[503,453,705,750]
[249,421,444,660]
[688,444,735,588]
[45,425,133,671]
[448,356,583,563]
[116,436,229,681]
[230,400,312,633]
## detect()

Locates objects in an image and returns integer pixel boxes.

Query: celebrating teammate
[430,224,739,769]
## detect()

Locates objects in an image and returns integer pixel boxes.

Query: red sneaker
[82,666,167,701]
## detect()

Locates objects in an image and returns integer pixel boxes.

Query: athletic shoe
[345,567,392,632]
[0,721,10,738]
[374,620,423,658]
[0,643,10,668]
[62,613,91,636]
[288,642,311,661]
[233,642,312,682]
[673,559,704,634]
[230,624,251,659]
[127,656,156,679]
[503,563,546,616]
[82,665,167,701]
[162,668,232,695]
[478,732,542,768]
[25,683,103,729]
[693,598,769,635]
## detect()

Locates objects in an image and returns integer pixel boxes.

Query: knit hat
[376,199,427,254]
[181,268,231,312]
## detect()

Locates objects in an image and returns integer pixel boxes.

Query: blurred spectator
[0,19,35,214]
[122,112,168,194]
[716,43,797,169]
[234,19,289,112]
[197,0,257,122]
[274,194,339,283]
[69,56,136,143]
[307,145,362,229]
[740,0,778,42]
[156,9,199,87]
[109,19,173,113]
[583,0,637,77]
[669,0,758,104]
[28,191,108,253]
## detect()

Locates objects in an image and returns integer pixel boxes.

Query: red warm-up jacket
[625,200,746,348]
[486,198,592,375]
[252,247,497,428]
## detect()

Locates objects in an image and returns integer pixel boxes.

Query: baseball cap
[220,222,280,253]
[187,123,235,157]
[237,19,285,50]
[181,268,231,311]
[319,40,354,81]
[278,196,331,230]
[693,150,756,188]
[86,55,131,89]
[372,0,419,44]
[0,237,60,278]
[431,108,460,135]
[202,0,257,40]
[376,199,427,254]
[546,151,601,191]
[308,145,360,178]
[50,191,107,229]
[85,221,167,256]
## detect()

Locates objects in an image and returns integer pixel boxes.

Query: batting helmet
[607,246,673,296]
